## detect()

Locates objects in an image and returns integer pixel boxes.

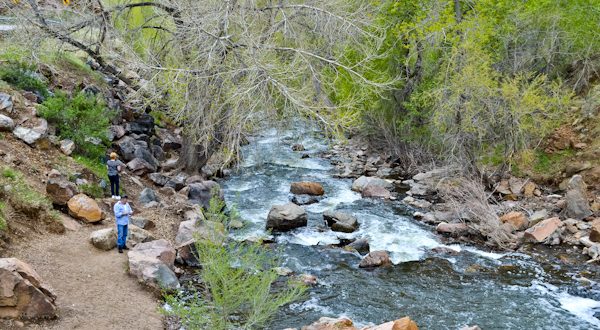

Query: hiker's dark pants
[108,175,120,196]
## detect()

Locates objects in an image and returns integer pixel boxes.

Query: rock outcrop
[323,210,359,233]
[266,203,308,232]
[127,239,179,290]
[0,258,57,319]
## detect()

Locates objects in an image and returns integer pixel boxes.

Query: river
[220,126,600,330]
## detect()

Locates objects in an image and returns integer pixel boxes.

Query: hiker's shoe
[118,248,123,253]
[116,196,122,200]
[123,246,129,250]
[111,195,116,199]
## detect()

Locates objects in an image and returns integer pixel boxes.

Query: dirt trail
[1,224,164,330]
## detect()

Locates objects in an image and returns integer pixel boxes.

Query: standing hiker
[107,152,125,199]
[113,195,133,253]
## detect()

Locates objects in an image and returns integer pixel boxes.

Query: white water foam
[532,282,600,328]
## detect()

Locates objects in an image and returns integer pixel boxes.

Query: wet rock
[564,175,592,220]
[188,181,224,209]
[299,274,318,286]
[403,196,432,209]
[139,188,159,205]
[365,317,419,330]
[290,182,324,196]
[266,203,308,232]
[436,222,468,236]
[323,210,359,233]
[67,194,103,223]
[0,258,57,320]
[362,185,391,199]
[352,176,392,192]
[0,114,14,131]
[291,194,321,205]
[590,219,600,243]
[291,143,305,152]
[359,250,391,268]
[499,211,529,231]
[127,239,179,290]
[175,220,226,266]
[524,217,562,243]
[59,139,75,155]
[301,317,356,330]
[46,177,78,205]
[430,246,460,255]
[148,173,169,186]
[345,238,370,254]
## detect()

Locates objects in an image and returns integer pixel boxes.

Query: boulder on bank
[90,225,155,251]
[188,180,224,209]
[323,210,359,233]
[59,139,75,155]
[266,203,308,232]
[0,258,57,319]
[0,114,15,131]
[301,317,356,330]
[359,250,391,268]
[351,176,392,192]
[46,177,78,205]
[127,239,179,290]
[524,217,562,243]
[67,194,103,223]
[139,188,159,205]
[290,182,324,196]
[436,222,468,236]
[362,185,392,199]
[590,219,600,243]
[174,219,226,266]
[563,175,592,220]
[365,317,419,330]
[499,211,529,231]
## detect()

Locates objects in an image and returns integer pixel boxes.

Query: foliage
[0,61,48,97]
[164,192,305,329]
[80,183,105,199]
[73,155,108,179]
[0,167,51,211]
[0,201,7,231]
[38,90,114,159]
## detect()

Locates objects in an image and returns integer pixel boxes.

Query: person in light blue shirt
[113,195,133,253]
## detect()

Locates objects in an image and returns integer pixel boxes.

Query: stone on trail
[359,250,391,268]
[351,176,392,192]
[67,193,103,223]
[266,202,308,232]
[127,239,179,290]
[0,258,57,320]
[499,211,529,231]
[90,225,155,251]
[524,217,563,243]
[290,181,324,196]
[323,210,359,233]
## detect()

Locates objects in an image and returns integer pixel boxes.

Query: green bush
[38,91,115,159]
[0,201,7,231]
[73,155,108,179]
[2,167,17,179]
[0,62,48,97]
[80,183,105,199]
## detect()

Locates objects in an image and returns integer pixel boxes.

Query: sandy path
[1,225,164,330]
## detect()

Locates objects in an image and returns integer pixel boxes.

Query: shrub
[0,62,48,97]
[0,201,7,231]
[38,90,115,159]
[73,155,108,179]
[2,167,17,179]
[80,183,105,199]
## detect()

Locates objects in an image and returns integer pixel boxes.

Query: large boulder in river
[323,210,359,233]
[301,317,356,330]
[67,194,103,223]
[563,175,592,220]
[127,239,179,290]
[290,182,324,196]
[188,181,224,209]
[266,203,307,232]
[359,251,391,268]
[174,219,226,266]
[0,258,57,319]
[345,238,370,254]
[351,176,392,192]
[524,217,563,243]
[46,177,78,205]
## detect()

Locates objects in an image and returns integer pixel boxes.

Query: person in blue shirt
[113,195,133,253]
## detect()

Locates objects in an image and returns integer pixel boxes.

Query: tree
[7,0,393,171]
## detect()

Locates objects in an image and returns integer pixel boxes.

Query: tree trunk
[178,137,210,174]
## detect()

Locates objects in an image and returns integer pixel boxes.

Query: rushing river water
[221,127,600,330]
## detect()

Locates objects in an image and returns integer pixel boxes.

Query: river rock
[127,239,179,290]
[188,181,224,209]
[345,238,370,254]
[301,317,356,330]
[291,194,321,205]
[323,210,359,233]
[352,176,392,192]
[365,317,419,330]
[436,222,468,236]
[0,258,57,319]
[362,185,391,199]
[499,211,529,231]
[359,250,391,268]
[564,175,592,220]
[590,219,600,243]
[67,194,103,223]
[290,182,325,196]
[0,114,14,131]
[266,203,308,232]
[291,144,305,152]
[174,220,226,266]
[524,217,562,243]
[529,210,549,226]
[139,188,158,205]
[46,177,78,205]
